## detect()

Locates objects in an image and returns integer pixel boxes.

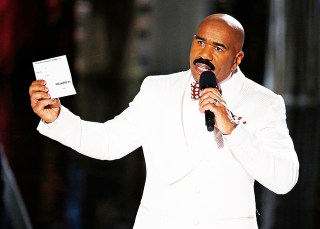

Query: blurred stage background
[0,0,320,228]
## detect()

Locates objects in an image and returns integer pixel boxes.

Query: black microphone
[199,71,217,132]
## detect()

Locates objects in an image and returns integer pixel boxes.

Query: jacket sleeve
[37,81,149,160]
[223,95,299,194]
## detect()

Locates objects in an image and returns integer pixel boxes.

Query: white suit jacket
[37,68,299,229]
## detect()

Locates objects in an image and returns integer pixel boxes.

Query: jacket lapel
[160,70,216,185]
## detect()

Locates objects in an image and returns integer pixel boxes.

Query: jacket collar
[220,67,245,110]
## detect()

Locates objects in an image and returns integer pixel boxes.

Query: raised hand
[29,80,61,123]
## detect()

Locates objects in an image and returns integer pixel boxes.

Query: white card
[32,55,76,98]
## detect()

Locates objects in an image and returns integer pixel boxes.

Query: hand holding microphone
[199,71,237,134]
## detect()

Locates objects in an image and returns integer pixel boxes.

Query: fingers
[199,88,224,113]
[31,91,54,106]
[32,98,58,114]
[29,80,61,123]
[29,80,49,104]
[29,80,47,96]
[212,98,219,105]
[198,88,238,134]
[30,80,50,108]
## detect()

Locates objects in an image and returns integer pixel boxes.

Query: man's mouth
[196,64,213,72]
[193,58,215,74]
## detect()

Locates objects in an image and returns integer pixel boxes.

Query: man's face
[189,20,242,83]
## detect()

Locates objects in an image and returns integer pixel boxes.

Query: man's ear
[232,51,244,71]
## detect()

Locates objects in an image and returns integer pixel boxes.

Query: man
[29,14,299,229]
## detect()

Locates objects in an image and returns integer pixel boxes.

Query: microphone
[199,71,217,132]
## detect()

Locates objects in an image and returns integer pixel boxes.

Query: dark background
[1,0,319,228]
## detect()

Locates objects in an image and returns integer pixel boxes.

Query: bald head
[199,14,245,52]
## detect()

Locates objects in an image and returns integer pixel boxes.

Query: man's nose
[198,45,213,61]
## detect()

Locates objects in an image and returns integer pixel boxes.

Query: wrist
[222,121,238,135]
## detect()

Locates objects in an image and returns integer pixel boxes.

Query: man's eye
[197,40,205,46]
[215,46,223,52]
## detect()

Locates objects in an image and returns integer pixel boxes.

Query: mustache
[193,57,215,70]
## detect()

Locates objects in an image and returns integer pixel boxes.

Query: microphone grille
[199,71,217,90]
